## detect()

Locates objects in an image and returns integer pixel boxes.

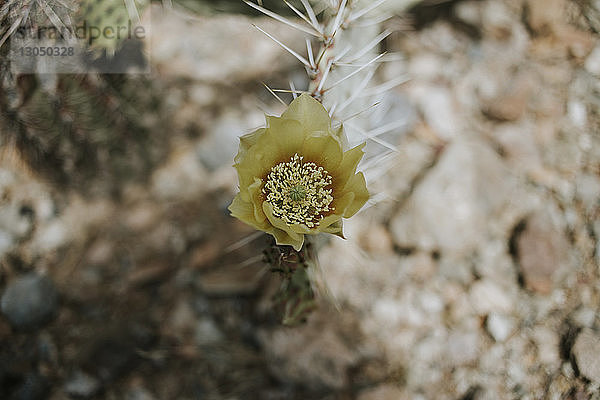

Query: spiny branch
[243,0,321,37]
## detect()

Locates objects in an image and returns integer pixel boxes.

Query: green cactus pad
[77,0,148,54]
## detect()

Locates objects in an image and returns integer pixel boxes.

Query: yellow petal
[265,117,306,155]
[316,214,344,233]
[341,172,369,217]
[235,128,266,164]
[334,191,356,217]
[320,218,345,238]
[230,189,305,251]
[228,193,264,230]
[262,201,304,243]
[300,134,343,170]
[234,135,282,189]
[281,94,331,134]
[287,223,313,235]
[247,177,267,224]
[269,226,305,251]
[331,143,366,187]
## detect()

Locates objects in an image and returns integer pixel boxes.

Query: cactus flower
[228,94,369,250]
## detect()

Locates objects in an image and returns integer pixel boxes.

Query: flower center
[288,185,307,202]
[263,153,334,228]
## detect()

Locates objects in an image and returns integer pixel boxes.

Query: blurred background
[0,0,599,399]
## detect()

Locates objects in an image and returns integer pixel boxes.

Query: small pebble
[515,211,568,294]
[486,313,515,342]
[567,100,587,128]
[1,274,58,330]
[64,371,101,398]
[585,45,600,76]
[573,307,597,328]
[572,329,600,384]
[195,317,224,346]
[469,280,514,315]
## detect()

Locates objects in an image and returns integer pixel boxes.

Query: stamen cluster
[263,153,334,227]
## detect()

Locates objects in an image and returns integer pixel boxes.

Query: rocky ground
[0,0,599,399]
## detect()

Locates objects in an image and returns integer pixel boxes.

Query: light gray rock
[573,307,597,328]
[573,328,600,384]
[390,139,511,257]
[454,1,482,27]
[445,331,480,366]
[1,274,58,330]
[469,279,514,315]
[486,313,515,342]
